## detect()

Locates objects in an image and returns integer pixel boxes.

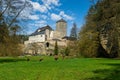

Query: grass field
[0,56,120,80]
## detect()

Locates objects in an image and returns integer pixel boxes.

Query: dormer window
[38,29,41,32]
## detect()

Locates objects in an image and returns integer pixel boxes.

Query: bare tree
[0,0,33,56]
[0,0,32,27]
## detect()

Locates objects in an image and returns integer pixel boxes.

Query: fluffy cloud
[19,0,61,21]
[29,15,39,20]
[60,11,74,20]
[51,11,74,21]
[35,20,47,25]
[29,0,60,13]
[28,20,47,28]
[40,15,48,19]
[20,7,40,20]
[51,13,61,21]
[29,1,48,13]
[42,0,60,6]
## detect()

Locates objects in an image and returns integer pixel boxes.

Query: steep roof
[30,25,53,36]
[56,19,66,23]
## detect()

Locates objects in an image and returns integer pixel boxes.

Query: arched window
[46,42,49,47]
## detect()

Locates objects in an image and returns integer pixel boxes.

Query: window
[46,42,49,47]
[38,29,41,32]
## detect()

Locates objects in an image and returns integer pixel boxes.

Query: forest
[77,0,120,58]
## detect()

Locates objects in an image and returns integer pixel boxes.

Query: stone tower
[56,19,67,38]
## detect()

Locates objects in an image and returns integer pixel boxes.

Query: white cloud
[51,11,74,21]
[42,0,60,6]
[20,8,40,20]
[29,0,60,13]
[60,11,74,20]
[40,15,47,19]
[51,13,61,21]
[19,0,62,21]
[29,1,48,13]
[35,20,47,25]
[29,20,47,27]
[29,15,39,20]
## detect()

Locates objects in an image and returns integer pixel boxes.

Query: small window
[41,35,42,37]
[38,29,41,32]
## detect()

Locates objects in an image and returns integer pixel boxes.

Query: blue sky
[21,0,92,35]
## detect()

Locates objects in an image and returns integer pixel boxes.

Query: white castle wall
[24,34,45,45]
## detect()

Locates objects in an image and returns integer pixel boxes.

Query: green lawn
[0,56,120,80]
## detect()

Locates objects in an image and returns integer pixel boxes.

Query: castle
[24,19,70,55]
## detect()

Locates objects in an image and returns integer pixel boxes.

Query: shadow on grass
[0,58,27,63]
[86,63,120,80]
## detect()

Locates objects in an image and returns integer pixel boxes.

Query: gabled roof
[36,25,53,31]
[30,25,53,36]
[56,19,66,23]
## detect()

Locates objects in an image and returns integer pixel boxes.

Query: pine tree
[70,23,77,39]
[54,40,58,55]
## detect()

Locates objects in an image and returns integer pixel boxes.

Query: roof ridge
[30,25,53,36]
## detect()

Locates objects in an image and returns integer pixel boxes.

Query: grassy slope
[0,56,120,80]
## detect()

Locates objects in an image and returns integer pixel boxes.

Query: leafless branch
[8,0,27,27]
[0,0,10,17]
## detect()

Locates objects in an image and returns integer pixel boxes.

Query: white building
[24,19,69,55]
[24,25,54,45]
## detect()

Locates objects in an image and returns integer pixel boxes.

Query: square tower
[56,19,67,38]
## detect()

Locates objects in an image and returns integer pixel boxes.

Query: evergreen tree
[70,23,77,39]
[54,40,58,55]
